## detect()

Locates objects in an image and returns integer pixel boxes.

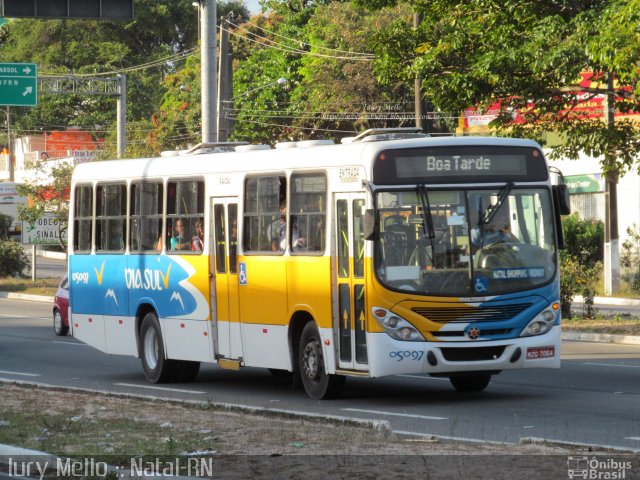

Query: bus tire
[140,312,177,383]
[175,361,200,382]
[449,374,491,392]
[298,322,345,400]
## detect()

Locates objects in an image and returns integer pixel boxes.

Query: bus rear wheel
[140,312,178,383]
[298,322,345,400]
[449,374,491,392]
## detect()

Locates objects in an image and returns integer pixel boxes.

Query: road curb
[562,330,640,345]
[575,295,640,307]
[0,292,54,303]
[0,444,56,458]
[36,250,66,260]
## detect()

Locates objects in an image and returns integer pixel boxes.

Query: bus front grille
[413,304,532,323]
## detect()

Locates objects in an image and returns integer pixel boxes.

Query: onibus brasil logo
[567,456,632,479]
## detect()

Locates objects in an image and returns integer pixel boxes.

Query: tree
[228,0,420,143]
[0,0,201,134]
[288,2,415,139]
[16,159,73,250]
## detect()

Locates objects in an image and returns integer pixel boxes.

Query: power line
[223,115,357,134]
[226,25,372,61]
[233,20,373,58]
[40,48,198,77]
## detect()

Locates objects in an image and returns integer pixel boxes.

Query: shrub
[621,224,640,293]
[559,214,604,319]
[0,240,30,277]
[562,213,604,265]
[559,252,601,319]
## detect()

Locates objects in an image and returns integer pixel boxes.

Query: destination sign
[402,153,526,176]
[373,145,549,184]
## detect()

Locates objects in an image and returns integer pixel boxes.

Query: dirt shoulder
[0,383,581,457]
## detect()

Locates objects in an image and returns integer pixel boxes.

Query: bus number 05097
[389,350,424,362]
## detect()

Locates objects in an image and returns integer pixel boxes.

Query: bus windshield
[374,187,556,296]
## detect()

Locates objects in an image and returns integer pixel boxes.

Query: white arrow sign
[22,87,33,96]
[23,66,32,75]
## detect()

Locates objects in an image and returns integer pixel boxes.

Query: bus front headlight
[372,308,425,342]
[520,302,559,337]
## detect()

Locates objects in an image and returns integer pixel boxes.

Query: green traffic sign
[0,62,37,107]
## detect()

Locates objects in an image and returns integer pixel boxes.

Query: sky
[244,0,261,14]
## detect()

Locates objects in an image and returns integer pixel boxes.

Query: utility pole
[116,74,127,158]
[200,0,218,143]
[217,17,233,142]
[604,71,620,294]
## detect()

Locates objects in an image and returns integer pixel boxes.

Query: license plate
[526,346,555,359]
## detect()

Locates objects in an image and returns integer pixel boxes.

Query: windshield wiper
[417,185,437,267]
[417,184,435,240]
[481,182,514,225]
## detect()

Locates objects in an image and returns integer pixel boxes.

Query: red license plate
[526,346,555,359]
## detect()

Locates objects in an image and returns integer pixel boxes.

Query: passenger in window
[170,218,191,251]
[192,219,204,252]
[267,203,287,251]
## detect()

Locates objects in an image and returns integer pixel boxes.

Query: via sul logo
[124,264,172,291]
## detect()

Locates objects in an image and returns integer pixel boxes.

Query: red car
[53,274,70,336]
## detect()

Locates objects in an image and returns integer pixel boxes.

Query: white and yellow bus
[68,129,570,399]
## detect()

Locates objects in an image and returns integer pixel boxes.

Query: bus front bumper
[366,325,561,378]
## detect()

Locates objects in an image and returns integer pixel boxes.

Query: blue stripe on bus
[69,254,198,318]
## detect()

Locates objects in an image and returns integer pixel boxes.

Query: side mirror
[552,184,571,215]
[363,209,376,241]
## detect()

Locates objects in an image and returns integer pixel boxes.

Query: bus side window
[243,175,286,254]
[166,179,204,254]
[96,183,126,253]
[130,182,163,252]
[73,185,93,253]
[290,173,327,254]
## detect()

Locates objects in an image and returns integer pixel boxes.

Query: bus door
[211,198,242,361]
[334,193,368,371]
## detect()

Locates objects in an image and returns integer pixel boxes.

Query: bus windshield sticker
[474,276,489,293]
[492,267,546,280]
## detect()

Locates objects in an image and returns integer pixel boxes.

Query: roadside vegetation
[0,276,59,296]
[559,214,604,319]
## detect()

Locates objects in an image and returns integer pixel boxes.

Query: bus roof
[71,136,543,183]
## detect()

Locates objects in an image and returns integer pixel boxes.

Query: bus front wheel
[449,374,491,392]
[140,312,178,383]
[298,322,345,399]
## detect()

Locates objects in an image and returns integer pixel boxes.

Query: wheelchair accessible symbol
[239,262,247,285]
[474,276,488,293]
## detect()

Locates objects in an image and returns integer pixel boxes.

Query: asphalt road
[1,297,640,451]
